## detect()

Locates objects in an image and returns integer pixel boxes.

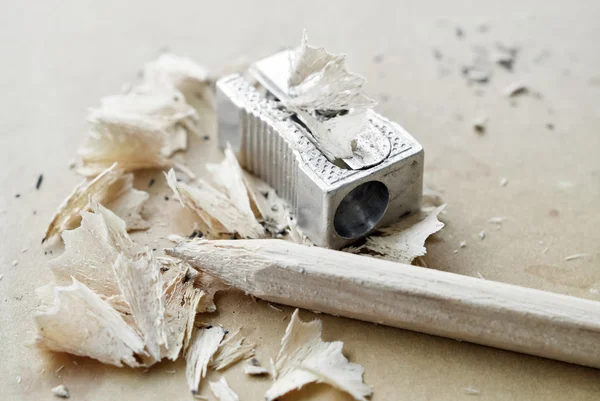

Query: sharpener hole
[333,181,389,239]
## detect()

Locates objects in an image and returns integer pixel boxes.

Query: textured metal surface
[217,73,423,248]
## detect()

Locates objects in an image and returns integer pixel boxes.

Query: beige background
[1,0,600,400]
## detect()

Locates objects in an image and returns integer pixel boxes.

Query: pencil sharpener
[216,51,423,249]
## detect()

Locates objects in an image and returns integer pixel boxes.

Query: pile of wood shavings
[36,39,446,400]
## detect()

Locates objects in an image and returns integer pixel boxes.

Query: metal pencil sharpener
[216,51,423,249]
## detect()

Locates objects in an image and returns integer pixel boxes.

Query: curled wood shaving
[98,83,201,155]
[106,183,150,231]
[159,255,227,314]
[286,32,376,160]
[40,205,215,368]
[345,205,445,264]
[266,309,371,401]
[206,144,265,237]
[160,268,205,361]
[44,164,150,241]
[77,110,172,177]
[185,326,225,394]
[287,31,376,111]
[167,148,306,242]
[34,279,146,368]
[48,202,135,304]
[165,169,227,236]
[77,53,213,176]
[242,159,311,244]
[209,377,239,401]
[165,169,264,239]
[113,251,166,363]
[211,329,256,371]
[142,53,214,103]
[243,171,288,232]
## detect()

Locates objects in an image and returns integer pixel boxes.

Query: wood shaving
[77,110,172,177]
[488,217,507,224]
[345,205,445,264]
[159,255,226,314]
[165,169,263,239]
[285,32,376,160]
[51,384,70,398]
[206,144,265,236]
[48,202,135,303]
[500,177,509,187]
[244,358,270,376]
[211,329,256,371]
[243,172,288,230]
[34,279,146,367]
[565,253,587,261]
[266,309,371,401]
[104,175,150,231]
[287,31,376,111]
[185,326,225,394]
[459,241,467,248]
[160,268,205,360]
[44,164,150,241]
[113,251,167,363]
[96,83,201,156]
[209,377,239,401]
[168,148,305,242]
[243,171,310,244]
[39,205,220,369]
[142,53,214,103]
[77,53,212,176]
[479,231,486,240]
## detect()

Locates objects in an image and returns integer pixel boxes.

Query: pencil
[166,239,600,369]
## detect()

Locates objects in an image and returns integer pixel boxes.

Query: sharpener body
[217,74,423,249]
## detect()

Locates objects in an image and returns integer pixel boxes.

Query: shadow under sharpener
[216,67,423,249]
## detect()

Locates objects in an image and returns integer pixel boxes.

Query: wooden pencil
[166,239,600,369]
